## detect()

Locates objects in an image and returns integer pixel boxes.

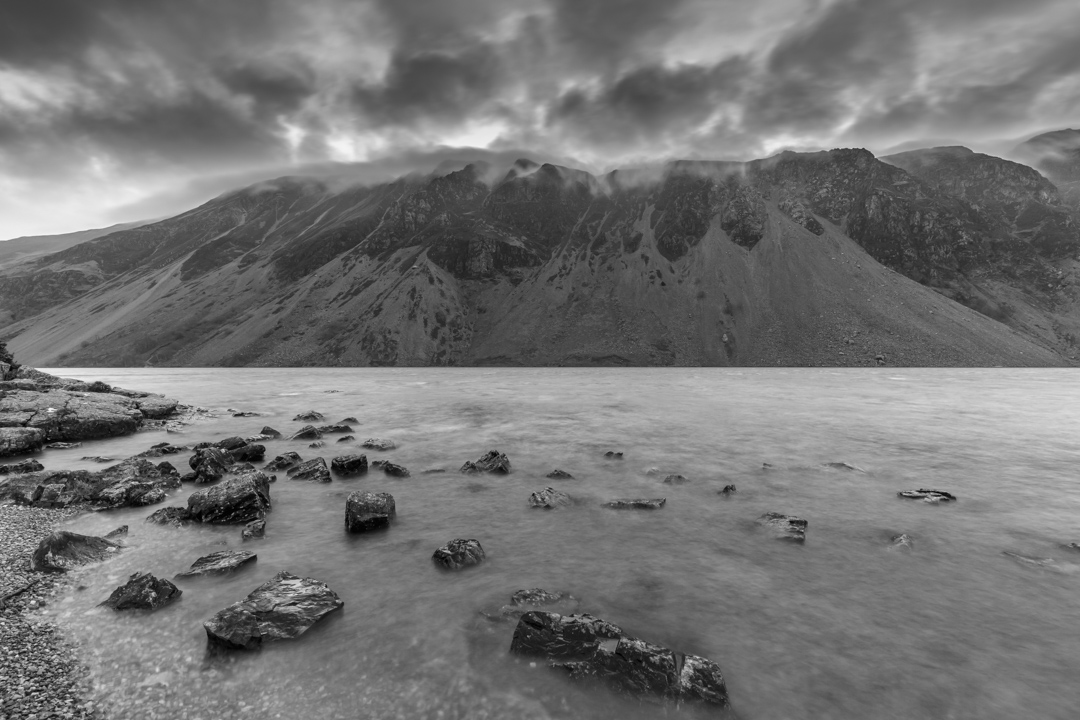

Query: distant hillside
[1,149,1077,367]
[0,222,146,272]
[1014,129,1080,212]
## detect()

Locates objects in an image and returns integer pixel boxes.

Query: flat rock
[546,469,573,479]
[102,572,181,610]
[186,470,272,524]
[529,487,571,509]
[433,538,485,570]
[242,519,266,542]
[603,498,665,510]
[757,512,808,542]
[345,491,396,533]
[203,570,344,651]
[460,450,510,474]
[898,489,957,502]
[31,531,121,572]
[264,452,301,471]
[290,425,322,441]
[361,437,396,451]
[331,454,368,476]
[176,550,257,577]
[510,611,729,708]
[287,457,330,483]
[292,411,325,422]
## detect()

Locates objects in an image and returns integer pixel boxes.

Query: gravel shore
[0,504,102,720]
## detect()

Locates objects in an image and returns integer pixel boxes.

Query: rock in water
[286,457,331,483]
[482,588,582,623]
[260,426,282,438]
[509,611,729,708]
[344,491,396,533]
[104,525,128,539]
[202,571,344,651]
[30,531,121,572]
[378,461,410,478]
[336,435,355,443]
[0,427,44,456]
[292,411,325,422]
[145,507,191,527]
[897,489,957,502]
[242,519,266,542]
[176,550,257,577]
[528,487,571,509]
[662,474,689,484]
[546,469,573,479]
[890,534,914,551]
[757,512,808,542]
[289,425,322,441]
[186,470,272,524]
[718,485,737,496]
[433,539,485,570]
[604,451,623,460]
[316,424,353,435]
[90,457,182,509]
[603,498,666,510]
[102,572,181,610]
[264,452,301,471]
[188,447,231,484]
[331,455,368,476]
[460,450,511,474]
[0,459,44,474]
[361,438,396,451]
[229,443,265,463]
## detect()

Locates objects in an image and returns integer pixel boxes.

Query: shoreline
[0,504,103,720]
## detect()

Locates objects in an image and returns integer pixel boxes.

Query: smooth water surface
[32,368,1080,719]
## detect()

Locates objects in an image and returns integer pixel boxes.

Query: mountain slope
[0,152,1074,367]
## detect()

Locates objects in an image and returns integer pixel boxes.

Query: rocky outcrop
[460,450,510,474]
[344,491,396,533]
[186,470,272,524]
[432,538,485,570]
[757,513,808,542]
[510,611,729,708]
[176,550,257,577]
[264,452,301,471]
[286,457,330,483]
[897,489,956,503]
[101,572,181,610]
[331,454,367,476]
[528,487,571,509]
[203,571,344,651]
[30,531,121,572]
[603,498,665,510]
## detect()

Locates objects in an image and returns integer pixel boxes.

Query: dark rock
[897,489,956,503]
[82,456,118,463]
[30,531,121,572]
[1061,542,1080,552]
[460,450,510,474]
[528,487,571,509]
[604,451,623,459]
[432,538,485,570]
[186,469,272,524]
[145,507,192,527]
[340,417,359,424]
[662,474,689,484]
[823,462,862,471]
[45,442,81,449]
[156,460,179,479]
[232,411,260,417]
[89,457,182,509]
[260,426,282,438]
[345,491,396,532]
[308,441,325,449]
[293,411,325,422]
[102,572,181,610]
[336,435,355,443]
[718,484,737,496]
[290,425,322,440]
[421,467,446,474]
[180,472,197,483]
[361,437,396,451]
[229,444,266,462]
[0,427,44,457]
[202,570,344,651]
[0,459,44,474]
[757,512,808,542]
[890,533,913,551]
[137,442,186,458]
[603,498,665,510]
[379,461,410,478]
[188,447,232,483]
[546,469,573,479]
[762,463,773,469]
[331,454,368,476]
[104,525,128,539]
[215,437,249,451]
[242,519,266,541]
[287,457,330,483]
[176,550,258,577]
[509,611,729,708]
[264,452,302,471]
[227,462,257,475]
[316,424,353,434]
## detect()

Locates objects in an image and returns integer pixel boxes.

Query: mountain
[1014,129,1080,212]
[1,149,1076,367]
[0,222,146,272]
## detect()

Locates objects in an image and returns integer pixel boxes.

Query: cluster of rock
[147,469,271,526]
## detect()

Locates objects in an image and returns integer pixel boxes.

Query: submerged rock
[604,451,623,460]
[203,571,344,651]
[264,452,301,471]
[510,611,729,708]
[176,550,257,577]
[433,539,485,570]
[316,424,353,434]
[361,437,396,451]
[890,533,914,551]
[528,487,571,509]
[718,485,737,496]
[331,454,368,476]
[292,411,325,422]
[145,507,192,527]
[102,572,181,611]
[186,470,272,524]
[287,457,330,483]
[823,462,863,471]
[345,491,396,533]
[336,435,355,443]
[308,441,325,449]
[340,417,359,424]
[376,461,410,478]
[482,588,581,622]
[546,469,574,479]
[757,512,808,542]
[30,531,121,572]
[45,442,82,450]
[460,450,511,474]
[662,474,689,484]
[603,498,666,510]
[242,519,266,542]
[897,489,957,503]
[289,425,322,441]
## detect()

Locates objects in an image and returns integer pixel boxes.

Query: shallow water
[31,367,1080,719]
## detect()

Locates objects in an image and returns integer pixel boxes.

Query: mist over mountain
[2,145,1079,367]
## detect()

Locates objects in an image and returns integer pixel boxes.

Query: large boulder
[432,539,485,570]
[287,457,330,483]
[510,611,729,708]
[331,455,368,476]
[188,447,232,484]
[603,498,666,510]
[101,572,181,610]
[0,427,44,457]
[528,487,571,509]
[30,531,121,572]
[460,450,511,474]
[176,550,257,577]
[756,512,807,542]
[345,491,395,533]
[186,470,272,524]
[202,571,344,651]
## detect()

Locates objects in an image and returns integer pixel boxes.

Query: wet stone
[897,489,956,502]
[361,437,396,451]
[176,549,257,577]
[264,452,302,471]
[31,530,122,572]
[604,451,624,459]
[528,487,571,509]
[662,474,689,484]
[293,411,325,422]
[757,512,808,542]
[345,491,396,533]
[460,450,511,474]
[331,454,368,476]
[287,457,331,483]
[546,469,574,479]
[242,518,266,542]
[102,572,181,610]
[433,538,485,570]
[718,485,737,496]
[289,425,322,441]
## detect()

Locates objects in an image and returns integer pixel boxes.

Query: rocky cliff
[2,149,1078,367]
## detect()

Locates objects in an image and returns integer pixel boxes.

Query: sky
[2,0,1080,240]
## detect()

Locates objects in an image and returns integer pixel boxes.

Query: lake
[33,367,1080,719]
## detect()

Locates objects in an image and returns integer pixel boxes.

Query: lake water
[31,368,1080,720]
